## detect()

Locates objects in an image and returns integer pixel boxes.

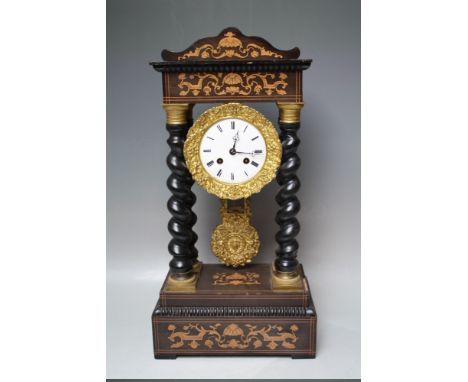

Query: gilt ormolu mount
[150,28,316,358]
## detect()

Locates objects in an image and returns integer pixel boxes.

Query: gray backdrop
[107,0,360,379]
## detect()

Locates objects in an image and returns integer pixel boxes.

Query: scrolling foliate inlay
[178,72,288,97]
[177,31,283,60]
[167,323,299,350]
[212,272,261,286]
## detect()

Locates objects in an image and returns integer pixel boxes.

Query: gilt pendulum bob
[211,199,259,267]
[150,28,317,359]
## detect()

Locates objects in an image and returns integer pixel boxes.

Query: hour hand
[231,131,240,152]
[232,131,239,146]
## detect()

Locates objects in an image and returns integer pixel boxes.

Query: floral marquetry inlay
[167,323,299,350]
[212,272,261,286]
[177,72,288,97]
[177,31,283,60]
[154,27,309,103]
[160,28,301,62]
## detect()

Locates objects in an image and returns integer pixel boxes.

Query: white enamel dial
[199,118,267,184]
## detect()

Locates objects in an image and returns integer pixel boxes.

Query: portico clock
[150,27,317,359]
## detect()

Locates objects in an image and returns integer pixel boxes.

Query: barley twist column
[273,103,304,284]
[163,104,198,283]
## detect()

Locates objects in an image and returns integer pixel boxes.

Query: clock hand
[229,131,240,155]
[232,131,239,149]
[234,151,259,156]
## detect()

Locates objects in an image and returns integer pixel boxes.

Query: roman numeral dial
[198,117,268,185]
[184,103,282,200]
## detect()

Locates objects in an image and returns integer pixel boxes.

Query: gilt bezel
[184,103,282,200]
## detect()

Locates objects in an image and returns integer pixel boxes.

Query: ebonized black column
[274,119,301,275]
[165,105,198,278]
[185,114,199,268]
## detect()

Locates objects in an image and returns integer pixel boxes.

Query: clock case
[150,28,316,359]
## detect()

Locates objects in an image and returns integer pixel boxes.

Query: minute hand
[234,151,260,156]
